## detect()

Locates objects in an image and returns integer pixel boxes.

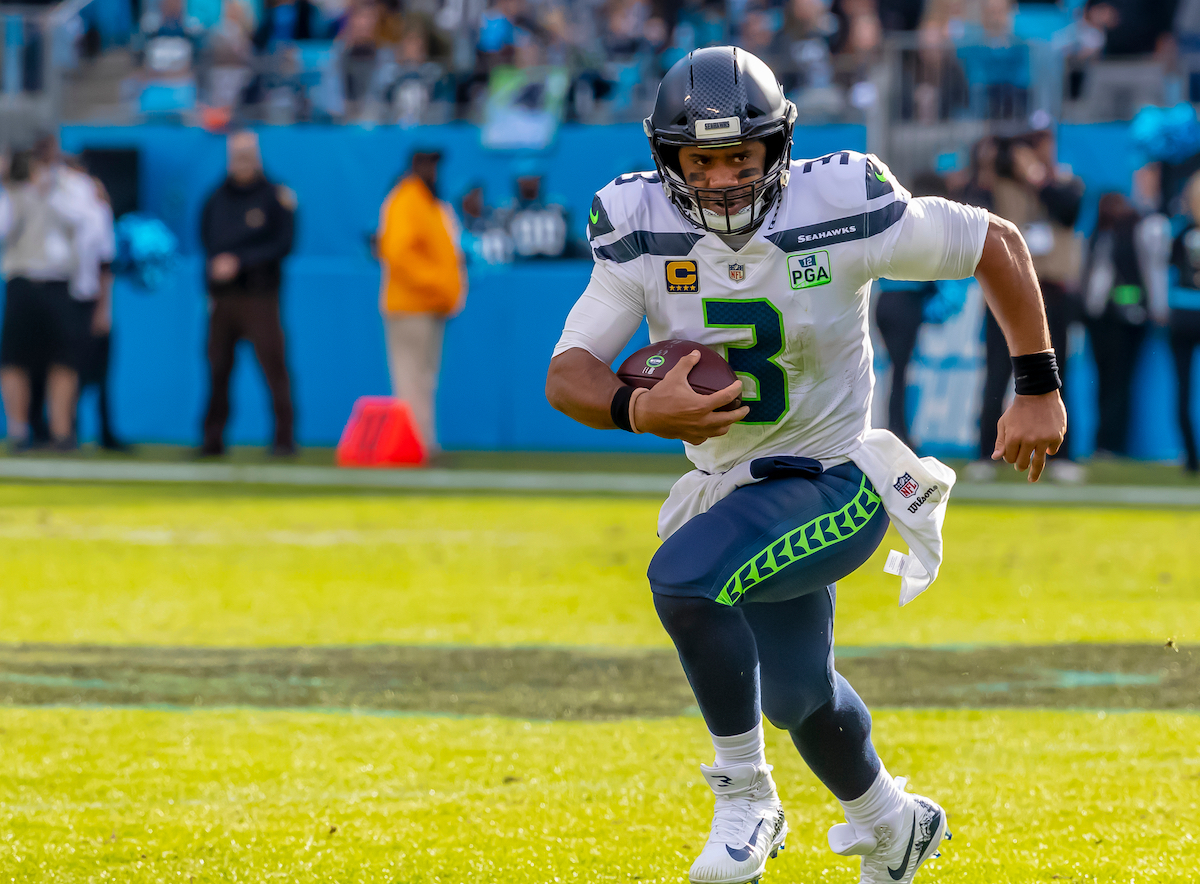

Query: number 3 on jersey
[703,299,789,424]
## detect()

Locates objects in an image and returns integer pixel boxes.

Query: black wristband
[1012,351,1062,396]
[610,384,635,432]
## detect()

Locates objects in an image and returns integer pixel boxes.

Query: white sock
[840,764,906,832]
[710,721,766,768]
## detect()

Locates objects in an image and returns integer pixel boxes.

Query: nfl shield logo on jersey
[728,263,745,282]
[894,473,920,498]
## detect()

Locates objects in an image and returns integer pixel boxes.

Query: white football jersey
[554,151,990,475]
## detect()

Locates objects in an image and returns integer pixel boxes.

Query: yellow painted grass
[0,706,1195,882]
[0,483,1195,647]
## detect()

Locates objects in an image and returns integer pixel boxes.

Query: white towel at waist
[656,429,954,607]
[845,429,956,606]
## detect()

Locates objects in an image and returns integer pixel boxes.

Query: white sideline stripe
[0,458,679,495]
[952,482,1200,507]
[0,458,1198,506]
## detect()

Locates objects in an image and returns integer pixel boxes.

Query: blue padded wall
[42,123,863,450]
[0,121,1182,459]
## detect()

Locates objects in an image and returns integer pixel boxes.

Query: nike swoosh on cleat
[887,811,917,880]
[874,171,888,182]
[589,209,600,224]
[913,808,942,867]
[725,819,764,862]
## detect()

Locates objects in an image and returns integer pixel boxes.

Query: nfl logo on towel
[894,473,920,498]
[728,263,745,282]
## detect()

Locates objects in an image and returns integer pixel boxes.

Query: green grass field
[0,483,1197,647]
[1,708,1196,882]
[0,481,1197,882]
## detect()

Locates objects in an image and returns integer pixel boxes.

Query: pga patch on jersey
[665,259,700,293]
[787,250,831,290]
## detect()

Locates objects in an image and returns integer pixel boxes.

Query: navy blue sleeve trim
[594,230,705,263]
[766,200,907,253]
[865,156,895,200]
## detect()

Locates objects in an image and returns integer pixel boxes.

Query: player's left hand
[992,390,1067,482]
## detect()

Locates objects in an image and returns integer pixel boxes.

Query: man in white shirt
[546,47,1065,884]
[0,137,99,451]
[71,170,122,450]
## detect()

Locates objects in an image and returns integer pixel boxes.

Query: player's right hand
[634,350,749,445]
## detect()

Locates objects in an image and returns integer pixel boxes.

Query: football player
[546,47,1065,884]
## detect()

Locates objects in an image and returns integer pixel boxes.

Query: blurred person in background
[139,0,206,75]
[198,131,298,457]
[953,135,999,211]
[476,0,531,69]
[495,165,571,259]
[253,0,320,49]
[458,182,515,265]
[1081,191,1169,459]
[338,0,381,115]
[376,149,465,455]
[0,138,98,453]
[1081,0,1178,59]
[460,182,489,236]
[876,0,923,33]
[1167,172,1200,473]
[71,171,124,451]
[202,0,256,110]
[776,0,841,114]
[602,0,653,60]
[738,7,786,72]
[27,159,124,451]
[971,126,1085,482]
[384,20,446,124]
[955,0,1029,121]
[911,0,970,123]
[673,0,729,53]
[874,171,953,448]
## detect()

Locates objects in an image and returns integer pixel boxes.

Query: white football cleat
[827,777,949,884]
[688,762,788,884]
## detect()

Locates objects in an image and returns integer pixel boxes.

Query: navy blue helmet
[643,47,797,234]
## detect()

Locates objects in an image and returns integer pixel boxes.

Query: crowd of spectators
[875,116,1200,478]
[110,0,1195,126]
[2,0,1190,124]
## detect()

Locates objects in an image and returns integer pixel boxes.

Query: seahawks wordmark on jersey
[554,151,990,475]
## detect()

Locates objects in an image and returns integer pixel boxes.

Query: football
[615,339,742,411]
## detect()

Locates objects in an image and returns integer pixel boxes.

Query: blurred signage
[481,66,570,151]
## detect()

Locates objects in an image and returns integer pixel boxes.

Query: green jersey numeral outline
[702,298,789,425]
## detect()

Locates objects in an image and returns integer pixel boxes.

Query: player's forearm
[546,348,624,429]
[974,215,1053,356]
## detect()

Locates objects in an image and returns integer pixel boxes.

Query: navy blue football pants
[649,459,889,800]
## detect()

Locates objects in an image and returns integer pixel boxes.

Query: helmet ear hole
[762,131,787,172]
[659,143,684,179]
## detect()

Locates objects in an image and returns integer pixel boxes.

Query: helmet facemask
[651,130,792,235]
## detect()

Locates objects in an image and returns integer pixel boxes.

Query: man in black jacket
[971,126,1085,482]
[199,131,297,456]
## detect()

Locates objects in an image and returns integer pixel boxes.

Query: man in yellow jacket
[377,149,465,455]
